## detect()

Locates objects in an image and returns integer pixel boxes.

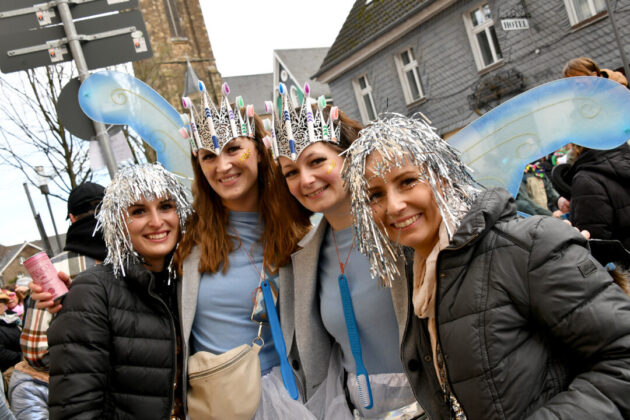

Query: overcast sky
[0,0,355,246]
[201,0,355,77]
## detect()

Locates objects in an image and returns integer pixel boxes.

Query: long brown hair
[323,105,364,153]
[562,57,602,78]
[176,114,311,275]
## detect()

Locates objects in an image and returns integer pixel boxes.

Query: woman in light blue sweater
[273,92,423,419]
[175,85,312,419]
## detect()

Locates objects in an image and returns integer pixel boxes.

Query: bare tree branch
[0,65,146,199]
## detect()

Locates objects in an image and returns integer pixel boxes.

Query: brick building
[315,0,629,136]
[134,0,222,107]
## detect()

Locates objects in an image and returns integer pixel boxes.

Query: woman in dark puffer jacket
[47,164,191,420]
[343,114,630,420]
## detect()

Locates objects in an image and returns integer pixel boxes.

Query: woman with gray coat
[275,98,424,419]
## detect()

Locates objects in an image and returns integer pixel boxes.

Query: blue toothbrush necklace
[332,229,374,410]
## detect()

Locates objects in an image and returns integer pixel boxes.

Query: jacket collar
[298,215,327,248]
[449,188,516,249]
[565,143,630,182]
[120,259,153,289]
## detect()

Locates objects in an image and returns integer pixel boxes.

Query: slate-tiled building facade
[315,0,629,136]
[222,48,332,117]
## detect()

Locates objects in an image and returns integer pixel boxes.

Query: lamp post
[34,166,63,253]
[23,183,53,257]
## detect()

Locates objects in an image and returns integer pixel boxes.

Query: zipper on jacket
[147,275,178,418]
[433,233,478,417]
[400,277,433,420]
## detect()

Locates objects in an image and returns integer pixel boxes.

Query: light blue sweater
[318,224,403,374]
[190,211,280,373]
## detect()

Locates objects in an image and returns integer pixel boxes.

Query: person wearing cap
[63,181,107,262]
[10,182,107,420]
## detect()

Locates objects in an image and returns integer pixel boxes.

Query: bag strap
[261,278,299,400]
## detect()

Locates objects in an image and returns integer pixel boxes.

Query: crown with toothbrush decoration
[181,81,255,155]
[269,82,340,161]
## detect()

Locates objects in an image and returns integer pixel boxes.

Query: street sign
[0,9,152,73]
[0,0,151,178]
[78,9,151,69]
[58,78,96,139]
[57,77,122,140]
[0,0,138,32]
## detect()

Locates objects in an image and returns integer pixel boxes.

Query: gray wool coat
[279,218,410,400]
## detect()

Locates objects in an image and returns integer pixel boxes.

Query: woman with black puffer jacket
[343,114,630,420]
[46,164,191,420]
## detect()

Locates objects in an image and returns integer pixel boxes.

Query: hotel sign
[501,18,529,31]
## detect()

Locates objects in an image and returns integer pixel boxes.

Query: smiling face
[125,197,180,272]
[365,152,442,258]
[279,142,350,226]
[197,137,260,212]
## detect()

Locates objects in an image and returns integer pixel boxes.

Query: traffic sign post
[0,0,153,178]
[0,0,139,31]
[57,0,117,177]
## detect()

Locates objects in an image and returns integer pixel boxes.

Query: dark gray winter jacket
[402,188,630,419]
[565,143,630,250]
[48,261,179,420]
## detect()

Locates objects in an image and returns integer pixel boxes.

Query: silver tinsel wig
[95,164,192,276]
[342,113,480,287]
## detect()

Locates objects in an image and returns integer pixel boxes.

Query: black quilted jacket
[565,143,630,250]
[401,188,630,420]
[47,261,178,420]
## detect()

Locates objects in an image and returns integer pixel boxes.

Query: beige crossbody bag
[187,324,264,420]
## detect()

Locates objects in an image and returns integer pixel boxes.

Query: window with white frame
[463,3,502,71]
[564,0,606,25]
[395,48,424,104]
[353,74,377,123]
